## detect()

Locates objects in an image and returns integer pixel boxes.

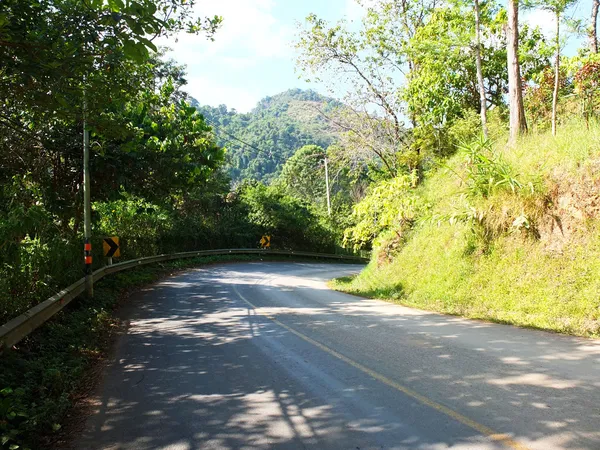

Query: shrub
[574,58,600,127]
[238,182,336,252]
[460,136,526,198]
[343,173,424,250]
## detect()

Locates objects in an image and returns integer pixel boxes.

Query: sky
[160,0,595,113]
[159,0,360,112]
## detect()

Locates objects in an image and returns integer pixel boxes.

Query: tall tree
[590,0,599,53]
[278,145,327,203]
[534,0,578,136]
[296,14,404,145]
[296,1,439,174]
[553,10,561,136]
[474,0,489,138]
[506,0,527,143]
[403,1,508,129]
[0,0,222,124]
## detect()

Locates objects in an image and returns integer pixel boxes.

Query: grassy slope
[332,121,600,337]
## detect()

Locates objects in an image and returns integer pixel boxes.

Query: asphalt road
[78,262,600,450]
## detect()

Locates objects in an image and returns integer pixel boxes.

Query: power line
[206,119,270,157]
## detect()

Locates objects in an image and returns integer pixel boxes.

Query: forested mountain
[195,89,341,182]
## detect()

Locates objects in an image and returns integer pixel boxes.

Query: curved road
[78,262,600,450]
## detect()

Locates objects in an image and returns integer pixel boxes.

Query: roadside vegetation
[295,0,599,338]
[3,0,600,447]
[333,120,600,337]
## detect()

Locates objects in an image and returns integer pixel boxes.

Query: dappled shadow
[78,262,600,450]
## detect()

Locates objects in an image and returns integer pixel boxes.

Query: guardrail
[0,248,368,352]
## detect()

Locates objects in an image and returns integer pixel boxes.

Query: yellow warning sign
[103,237,120,258]
[259,235,271,248]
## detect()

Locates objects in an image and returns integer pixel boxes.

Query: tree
[321,107,409,176]
[278,145,327,204]
[295,5,423,175]
[278,145,326,204]
[591,0,599,53]
[360,0,442,127]
[404,2,505,120]
[343,174,422,250]
[238,182,336,252]
[296,13,405,145]
[0,55,223,235]
[506,0,527,142]
[474,0,489,137]
[0,0,222,125]
[531,0,578,136]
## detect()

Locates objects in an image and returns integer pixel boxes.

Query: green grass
[332,120,600,338]
[0,254,341,450]
[332,222,600,336]
[507,120,600,179]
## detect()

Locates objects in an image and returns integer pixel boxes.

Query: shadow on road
[79,262,600,450]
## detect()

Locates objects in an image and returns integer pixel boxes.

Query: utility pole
[83,90,93,297]
[324,157,331,216]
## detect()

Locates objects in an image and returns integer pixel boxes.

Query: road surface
[78,262,600,450]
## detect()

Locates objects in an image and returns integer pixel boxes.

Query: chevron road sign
[259,235,271,249]
[103,237,120,258]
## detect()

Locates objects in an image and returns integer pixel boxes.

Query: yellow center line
[233,285,531,450]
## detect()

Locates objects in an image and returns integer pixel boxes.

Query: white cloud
[160,0,293,70]
[523,9,556,36]
[344,0,364,22]
[185,75,261,112]
[156,0,298,111]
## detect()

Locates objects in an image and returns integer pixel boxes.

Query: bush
[343,173,424,250]
[239,182,336,252]
[574,57,600,127]
[460,136,526,198]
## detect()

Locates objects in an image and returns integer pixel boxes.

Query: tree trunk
[507,0,527,144]
[591,0,599,53]
[552,13,560,136]
[474,0,488,138]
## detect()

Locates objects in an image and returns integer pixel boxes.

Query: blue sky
[161,0,594,113]
[160,0,360,112]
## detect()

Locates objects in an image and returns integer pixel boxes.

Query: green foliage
[197,89,340,182]
[108,76,224,201]
[0,0,221,123]
[573,55,600,126]
[277,145,327,202]
[460,136,525,198]
[412,102,506,161]
[334,120,600,337]
[343,173,423,250]
[403,2,551,133]
[525,66,573,129]
[238,182,336,252]
[403,1,506,128]
[1,388,30,450]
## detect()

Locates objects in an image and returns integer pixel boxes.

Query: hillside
[195,89,341,182]
[333,120,600,337]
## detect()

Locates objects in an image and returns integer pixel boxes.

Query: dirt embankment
[540,159,600,253]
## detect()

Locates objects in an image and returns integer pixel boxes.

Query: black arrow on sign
[104,238,119,257]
